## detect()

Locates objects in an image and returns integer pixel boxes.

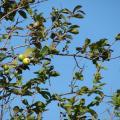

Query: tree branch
[0,0,48,21]
[55,53,90,60]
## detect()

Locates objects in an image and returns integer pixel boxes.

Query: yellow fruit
[18,54,25,61]
[3,64,9,70]
[23,58,30,65]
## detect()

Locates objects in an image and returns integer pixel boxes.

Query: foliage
[111,90,120,118]
[0,0,119,120]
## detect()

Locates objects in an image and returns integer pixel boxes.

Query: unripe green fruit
[23,58,30,65]
[18,54,25,61]
[3,64,9,70]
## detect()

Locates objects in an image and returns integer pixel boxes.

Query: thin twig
[55,53,90,60]
[59,91,76,96]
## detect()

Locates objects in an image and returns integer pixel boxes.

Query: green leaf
[35,87,51,99]
[2,34,9,39]
[26,7,33,15]
[79,98,85,106]
[68,28,79,34]
[50,33,56,39]
[10,89,22,95]
[13,106,20,113]
[50,71,60,77]
[77,86,89,95]
[69,25,80,29]
[64,103,72,108]
[61,8,71,14]
[52,94,61,101]
[85,38,91,45]
[0,37,3,41]
[26,115,35,120]
[66,34,72,39]
[28,0,35,3]
[32,101,45,108]
[40,91,51,99]
[73,5,82,13]
[74,72,83,80]
[18,10,27,19]
[40,46,49,57]
[88,108,98,119]
[112,93,120,107]
[73,14,84,18]
[0,53,6,61]
[115,33,120,40]
[22,99,29,106]
[5,11,16,21]
[94,72,102,83]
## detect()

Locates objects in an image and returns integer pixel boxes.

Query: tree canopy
[0,0,120,120]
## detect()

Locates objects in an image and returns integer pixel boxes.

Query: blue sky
[3,0,120,119]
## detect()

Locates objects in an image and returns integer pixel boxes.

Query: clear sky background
[37,0,120,120]
[3,0,120,120]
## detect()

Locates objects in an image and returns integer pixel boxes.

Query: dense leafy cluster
[0,0,119,120]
